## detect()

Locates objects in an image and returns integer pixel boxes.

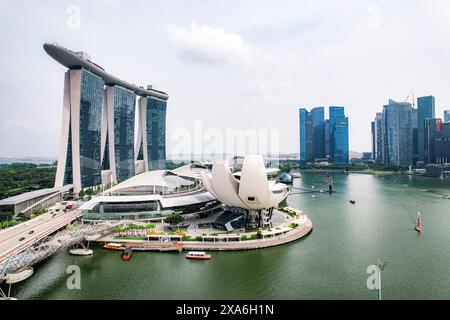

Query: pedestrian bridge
[0,212,126,283]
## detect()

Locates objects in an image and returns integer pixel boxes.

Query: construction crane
[405,89,415,107]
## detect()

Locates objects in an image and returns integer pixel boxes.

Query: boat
[103,243,125,251]
[69,248,93,256]
[350,200,356,205]
[122,247,132,261]
[415,212,422,233]
[186,251,211,260]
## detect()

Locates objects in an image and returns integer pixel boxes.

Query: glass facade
[382,100,413,166]
[444,110,450,123]
[146,97,167,170]
[375,113,383,163]
[417,96,435,162]
[332,118,349,165]
[311,107,325,160]
[64,124,73,185]
[329,106,349,165]
[79,69,105,188]
[114,86,136,182]
[299,108,310,162]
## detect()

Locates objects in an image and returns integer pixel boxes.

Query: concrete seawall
[180,217,313,251]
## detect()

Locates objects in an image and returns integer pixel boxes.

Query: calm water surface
[7,173,450,300]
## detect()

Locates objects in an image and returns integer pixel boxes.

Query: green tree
[165,213,184,226]
[0,211,13,222]
[78,189,85,199]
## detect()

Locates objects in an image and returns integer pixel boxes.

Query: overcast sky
[1,0,449,157]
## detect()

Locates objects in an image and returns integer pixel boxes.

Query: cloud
[166,23,259,68]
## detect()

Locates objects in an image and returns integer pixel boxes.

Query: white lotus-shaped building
[200,155,290,226]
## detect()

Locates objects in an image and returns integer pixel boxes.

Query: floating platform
[69,248,93,256]
[4,267,34,284]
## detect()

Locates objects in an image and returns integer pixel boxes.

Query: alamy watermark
[366,5,382,30]
[66,5,81,30]
[170,121,280,161]
[66,265,81,290]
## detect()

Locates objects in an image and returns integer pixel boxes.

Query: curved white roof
[104,164,205,195]
[200,155,290,211]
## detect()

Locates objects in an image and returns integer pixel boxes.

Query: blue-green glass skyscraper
[299,106,348,164]
[329,106,349,165]
[299,108,309,162]
[311,107,325,160]
[146,97,167,170]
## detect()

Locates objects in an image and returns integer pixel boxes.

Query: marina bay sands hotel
[44,43,169,193]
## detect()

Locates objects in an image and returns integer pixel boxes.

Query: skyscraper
[136,95,168,171]
[324,120,330,158]
[424,118,443,164]
[45,43,169,193]
[417,96,435,162]
[382,99,413,167]
[299,108,313,162]
[444,110,450,123]
[103,85,136,183]
[329,106,349,165]
[55,68,105,191]
[375,113,383,163]
[311,107,325,160]
[299,106,349,165]
[371,121,376,160]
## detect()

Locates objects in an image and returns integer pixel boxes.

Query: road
[0,207,82,263]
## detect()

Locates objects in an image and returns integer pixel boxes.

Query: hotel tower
[44,43,169,193]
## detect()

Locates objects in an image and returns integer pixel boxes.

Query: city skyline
[299,106,349,164]
[371,96,450,166]
[1,1,450,157]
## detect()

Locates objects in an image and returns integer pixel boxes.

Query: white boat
[69,248,93,256]
[186,251,211,260]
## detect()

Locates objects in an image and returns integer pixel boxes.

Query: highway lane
[0,208,82,263]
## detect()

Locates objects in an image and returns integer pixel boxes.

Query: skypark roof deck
[43,43,169,100]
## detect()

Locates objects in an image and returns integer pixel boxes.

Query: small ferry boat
[122,247,132,261]
[186,251,211,260]
[103,243,125,251]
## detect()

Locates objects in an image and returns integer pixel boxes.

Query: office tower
[444,110,450,123]
[103,85,136,183]
[424,118,443,164]
[299,108,313,162]
[412,108,418,164]
[375,113,383,163]
[299,106,349,165]
[417,96,435,162]
[324,120,330,158]
[311,107,325,160]
[382,99,413,167]
[332,117,349,165]
[45,43,169,193]
[371,121,376,160]
[329,106,349,165]
[136,96,168,171]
